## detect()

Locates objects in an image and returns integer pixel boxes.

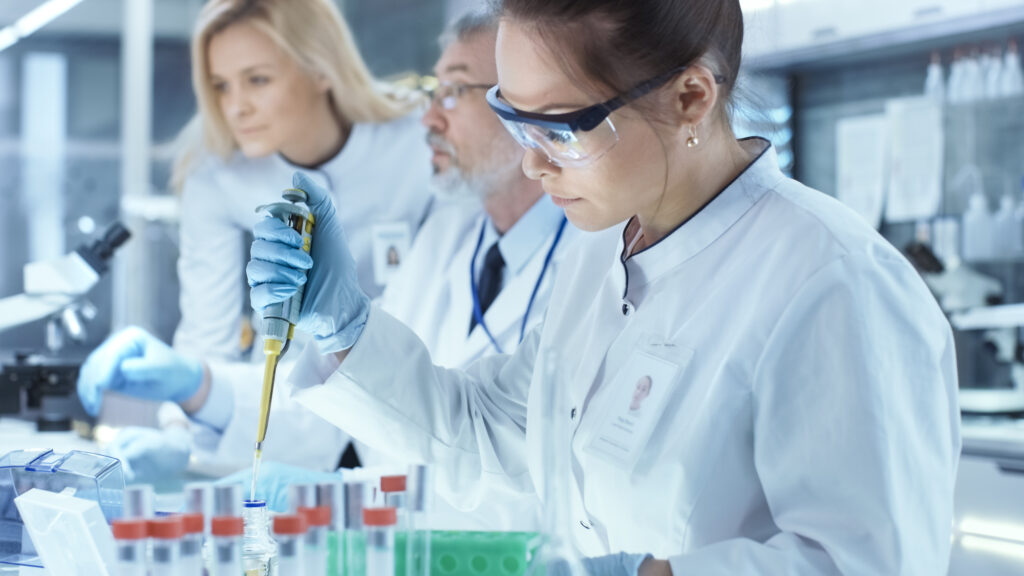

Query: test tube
[111,518,148,576]
[363,508,397,576]
[180,513,204,576]
[183,481,212,535]
[316,481,347,576]
[273,514,309,575]
[213,484,242,518]
[124,485,155,519]
[149,516,185,576]
[210,516,244,576]
[299,505,331,576]
[380,475,407,512]
[405,465,432,576]
[289,482,315,512]
[345,482,370,576]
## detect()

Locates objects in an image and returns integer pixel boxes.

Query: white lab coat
[373,196,576,529]
[175,113,433,474]
[378,197,577,368]
[290,139,960,574]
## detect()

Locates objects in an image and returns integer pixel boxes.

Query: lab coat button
[621,302,631,316]
[579,520,591,530]
[570,407,578,420]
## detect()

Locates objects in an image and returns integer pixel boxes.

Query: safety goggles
[487,65,725,167]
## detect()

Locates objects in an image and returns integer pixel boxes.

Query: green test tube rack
[327,530,541,576]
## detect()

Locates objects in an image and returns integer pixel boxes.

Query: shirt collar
[618,138,784,293]
[484,194,565,275]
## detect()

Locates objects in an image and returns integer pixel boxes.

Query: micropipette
[251,188,315,501]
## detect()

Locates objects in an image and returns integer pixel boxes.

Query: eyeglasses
[424,82,493,111]
[486,65,725,167]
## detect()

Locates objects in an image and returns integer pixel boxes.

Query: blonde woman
[78,0,431,479]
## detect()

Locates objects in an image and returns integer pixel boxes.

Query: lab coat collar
[496,194,565,276]
[617,138,782,295]
[273,121,369,193]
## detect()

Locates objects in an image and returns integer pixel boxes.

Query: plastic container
[363,507,397,576]
[243,499,278,575]
[300,505,331,576]
[963,190,994,262]
[995,194,1020,258]
[924,52,944,102]
[180,513,205,576]
[183,481,212,534]
[1003,39,1024,98]
[13,487,117,576]
[210,516,244,576]
[0,449,124,568]
[149,515,185,576]
[112,518,149,576]
[395,531,541,576]
[381,475,408,532]
[274,514,309,576]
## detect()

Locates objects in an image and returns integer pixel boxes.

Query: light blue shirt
[473,194,566,291]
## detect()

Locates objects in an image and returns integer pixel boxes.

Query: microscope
[0,222,130,431]
[905,241,1024,414]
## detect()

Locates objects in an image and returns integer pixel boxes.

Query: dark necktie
[470,242,505,334]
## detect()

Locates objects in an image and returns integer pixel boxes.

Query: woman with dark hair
[248,1,959,573]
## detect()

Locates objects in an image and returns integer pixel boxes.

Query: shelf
[746,4,1024,73]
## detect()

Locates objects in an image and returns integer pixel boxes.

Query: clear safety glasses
[486,65,725,167]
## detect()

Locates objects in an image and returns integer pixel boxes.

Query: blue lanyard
[470,215,568,354]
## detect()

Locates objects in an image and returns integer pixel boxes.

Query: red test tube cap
[111,519,148,540]
[380,475,406,493]
[273,514,309,536]
[362,507,397,527]
[211,516,244,537]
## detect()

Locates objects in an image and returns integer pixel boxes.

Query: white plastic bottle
[984,48,1003,100]
[1002,39,1024,98]
[363,508,397,576]
[925,51,945,102]
[963,190,994,262]
[961,49,983,103]
[995,194,1019,259]
[947,49,963,104]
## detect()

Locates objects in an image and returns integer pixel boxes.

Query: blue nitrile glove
[247,171,371,353]
[107,426,191,484]
[76,326,204,416]
[217,461,342,513]
[581,553,652,576]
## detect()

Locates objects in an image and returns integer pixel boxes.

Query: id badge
[583,340,691,468]
[371,222,411,286]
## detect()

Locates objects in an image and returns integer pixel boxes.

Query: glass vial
[273,514,308,576]
[344,481,371,576]
[210,516,244,576]
[111,519,148,576]
[149,516,185,576]
[181,513,205,576]
[299,506,331,576]
[363,508,397,576]
[243,499,278,575]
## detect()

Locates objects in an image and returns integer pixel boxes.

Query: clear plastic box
[0,448,124,568]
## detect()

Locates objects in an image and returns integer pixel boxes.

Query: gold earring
[686,125,700,148]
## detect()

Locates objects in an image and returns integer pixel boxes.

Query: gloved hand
[106,426,191,484]
[217,460,342,512]
[76,326,204,416]
[582,552,652,576]
[247,171,371,354]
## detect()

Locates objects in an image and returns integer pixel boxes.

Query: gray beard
[429,163,487,200]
